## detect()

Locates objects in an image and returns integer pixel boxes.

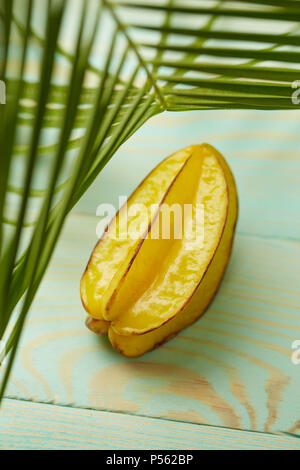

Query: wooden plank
[2,212,300,435]
[75,110,300,240]
[1,398,299,450]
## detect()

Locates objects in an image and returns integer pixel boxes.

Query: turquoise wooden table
[1,109,300,450]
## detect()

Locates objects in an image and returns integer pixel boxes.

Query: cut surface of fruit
[80,147,192,320]
[108,149,228,334]
[81,144,238,357]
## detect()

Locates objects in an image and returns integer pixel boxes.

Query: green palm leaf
[0,0,300,400]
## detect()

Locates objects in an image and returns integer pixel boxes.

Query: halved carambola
[81,144,238,356]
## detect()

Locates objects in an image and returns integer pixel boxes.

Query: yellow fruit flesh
[107,149,228,335]
[82,144,238,357]
[81,147,191,321]
[109,151,237,356]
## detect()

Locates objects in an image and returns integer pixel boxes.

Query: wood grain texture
[2,109,300,448]
[2,210,299,435]
[1,399,299,450]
